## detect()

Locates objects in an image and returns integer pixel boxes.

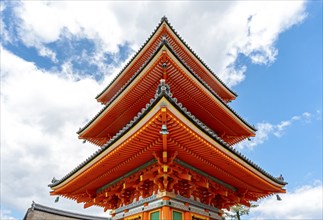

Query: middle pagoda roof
[78,42,256,146]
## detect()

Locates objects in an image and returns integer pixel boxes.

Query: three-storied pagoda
[49,17,286,220]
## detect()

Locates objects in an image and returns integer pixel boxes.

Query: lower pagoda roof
[50,82,286,210]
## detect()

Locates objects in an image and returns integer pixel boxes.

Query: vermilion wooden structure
[49,17,286,220]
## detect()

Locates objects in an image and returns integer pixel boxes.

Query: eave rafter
[78,53,165,146]
[162,24,235,102]
[51,109,165,195]
[163,52,254,144]
[164,110,283,193]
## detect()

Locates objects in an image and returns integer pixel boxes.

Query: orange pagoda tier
[49,17,286,220]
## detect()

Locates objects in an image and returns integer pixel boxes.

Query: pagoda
[49,17,286,220]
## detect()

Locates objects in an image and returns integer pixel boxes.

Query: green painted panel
[150,211,160,220]
[172,211,182,220]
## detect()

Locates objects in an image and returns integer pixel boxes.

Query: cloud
[0,47,112,216]
[2,1,307,86]
[0,209,16,220]
[249,181,323,219]
[36,44,58,63]
[237,112,317,150]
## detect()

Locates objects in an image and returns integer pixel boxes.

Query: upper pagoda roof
[78,43,256,146]
[50,82,286,203]
[96,16,237,104]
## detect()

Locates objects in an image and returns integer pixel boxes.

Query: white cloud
[0,209,16,220]
[0,47,112,217]
[14,1,126,51]
[249,181,323,219]
[37,44,57,63]
[274,120,292,137]
[6,1,306,86]
[237,112,315,150]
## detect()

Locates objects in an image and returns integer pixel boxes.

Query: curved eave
[77,45,163,146]
[78,44,255,146]
[163,42,256,135]
[162,19,237,101]
[50,90,285,196]
[96,17,165,102]
[96,17,236,104]
[164,94,286,191]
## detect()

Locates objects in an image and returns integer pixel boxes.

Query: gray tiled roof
[23,201,110,220]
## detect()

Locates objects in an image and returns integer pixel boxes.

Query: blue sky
[233,2,322,186]
[1,1,322,219]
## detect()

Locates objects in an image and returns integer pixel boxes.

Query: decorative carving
[75,151,262,211]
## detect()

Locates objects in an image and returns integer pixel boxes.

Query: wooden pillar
[184,202,191,220]
[162,205,171,220]
[161,197,171,220]
[184,211,191,220]
[142,211,148,220]
[143,202,149,220]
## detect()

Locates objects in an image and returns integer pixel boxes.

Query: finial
[31,201,35,210]
[161,16,168,22]
[51,177,58,183]
[277,174,284,182]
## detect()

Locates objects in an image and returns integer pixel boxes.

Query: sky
[0,1,322,219]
